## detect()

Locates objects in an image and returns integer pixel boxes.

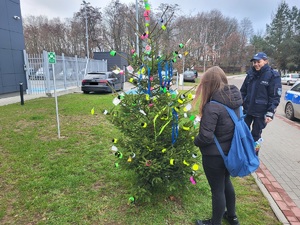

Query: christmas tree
[105,0,200,203]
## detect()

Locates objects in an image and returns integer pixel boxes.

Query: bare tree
[102,0,127,52]
[74,5,102,58]
[22,0,268,73]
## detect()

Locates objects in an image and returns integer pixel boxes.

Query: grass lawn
[0,92,281,225]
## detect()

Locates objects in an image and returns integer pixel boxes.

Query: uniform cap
[250,52,268,62]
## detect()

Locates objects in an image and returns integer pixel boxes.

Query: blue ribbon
[158,61,163,87]
[172,108,179,144]
[168,62,173,87]
[147,66,151,96]
[137,64,151,96]
[164,62,169,88]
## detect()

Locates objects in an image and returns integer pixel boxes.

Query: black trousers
[202,155,236,225]
[244,114,266,142]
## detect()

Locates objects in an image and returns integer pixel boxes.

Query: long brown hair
[192,66,228,116]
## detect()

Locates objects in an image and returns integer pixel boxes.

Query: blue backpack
[211,101,260,177]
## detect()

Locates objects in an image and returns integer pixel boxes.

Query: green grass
[0,93,281,225]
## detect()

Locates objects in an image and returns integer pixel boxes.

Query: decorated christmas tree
[105,0,201,202]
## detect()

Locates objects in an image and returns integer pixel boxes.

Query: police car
[283,81,300,120]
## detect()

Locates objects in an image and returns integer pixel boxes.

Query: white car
[283,81,300,120]
[281,73,300,86]
[29,67,53,80]
[57,68,75,80]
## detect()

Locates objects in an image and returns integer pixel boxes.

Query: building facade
[93,52,128,72]
[0,0,26,94]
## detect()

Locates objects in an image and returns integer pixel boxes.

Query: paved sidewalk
[1,81,300,224]
[256,114,300,224]
[227,75,300,224]
[0,87,81,106]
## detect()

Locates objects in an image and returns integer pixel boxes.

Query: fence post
[43,50,51,95]
[84,57,89,76]
[23,49,32,94]
[62,53,66,89]
[75,55,80,87]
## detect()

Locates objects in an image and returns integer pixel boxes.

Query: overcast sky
[20,0,300,32]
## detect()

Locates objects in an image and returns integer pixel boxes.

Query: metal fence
[23,50,108,95]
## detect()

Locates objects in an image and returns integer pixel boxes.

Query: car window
[291,74,299,78]
[114,73,121,79]
[184,71,194,75]
[291,83,300,92]
[108,73,116,78]
[86,73,107,79]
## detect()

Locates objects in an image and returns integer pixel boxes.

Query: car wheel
[285,102,295,120]
[83,91,89,94]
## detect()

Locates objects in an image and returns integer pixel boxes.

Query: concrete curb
[253,171,289,224]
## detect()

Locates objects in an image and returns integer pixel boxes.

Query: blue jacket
[240,64,282,118]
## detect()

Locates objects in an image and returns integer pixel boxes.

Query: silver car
[281,73,300,86]
[283,81,300,120]
[183,71,196,82]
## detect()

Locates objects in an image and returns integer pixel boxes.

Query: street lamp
[81,0,90,58]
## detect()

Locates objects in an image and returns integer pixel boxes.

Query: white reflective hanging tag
[113,97,121,106]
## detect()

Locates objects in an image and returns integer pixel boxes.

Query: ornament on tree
[103,0,200,202]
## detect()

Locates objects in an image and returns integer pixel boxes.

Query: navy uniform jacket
[240,64,282,118]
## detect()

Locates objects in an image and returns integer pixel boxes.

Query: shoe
[223,211,240,225]
[195,219,213,225]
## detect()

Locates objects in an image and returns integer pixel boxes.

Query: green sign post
[47,52,60,138]
[48,52,56,64]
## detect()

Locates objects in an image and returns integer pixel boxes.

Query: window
[291,74,300,79]
[108,72,116,78]
[291,83,300,92]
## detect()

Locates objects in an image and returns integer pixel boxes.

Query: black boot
[223,211,240,225]
[195,219,213,225]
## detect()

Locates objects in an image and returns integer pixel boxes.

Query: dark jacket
[194,85,243,156]
[240,65,282,118]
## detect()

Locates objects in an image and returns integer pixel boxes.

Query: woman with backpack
[192,66,241,225]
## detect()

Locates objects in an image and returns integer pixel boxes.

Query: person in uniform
[240,52,282,154]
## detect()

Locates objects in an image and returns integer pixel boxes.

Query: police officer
[240,52,282,154]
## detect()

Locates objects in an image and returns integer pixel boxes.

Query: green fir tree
[105,0,201,203]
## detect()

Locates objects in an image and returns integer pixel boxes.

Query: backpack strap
[213,135,226,158]
[210,101,241,158]
[210,101,240,122]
